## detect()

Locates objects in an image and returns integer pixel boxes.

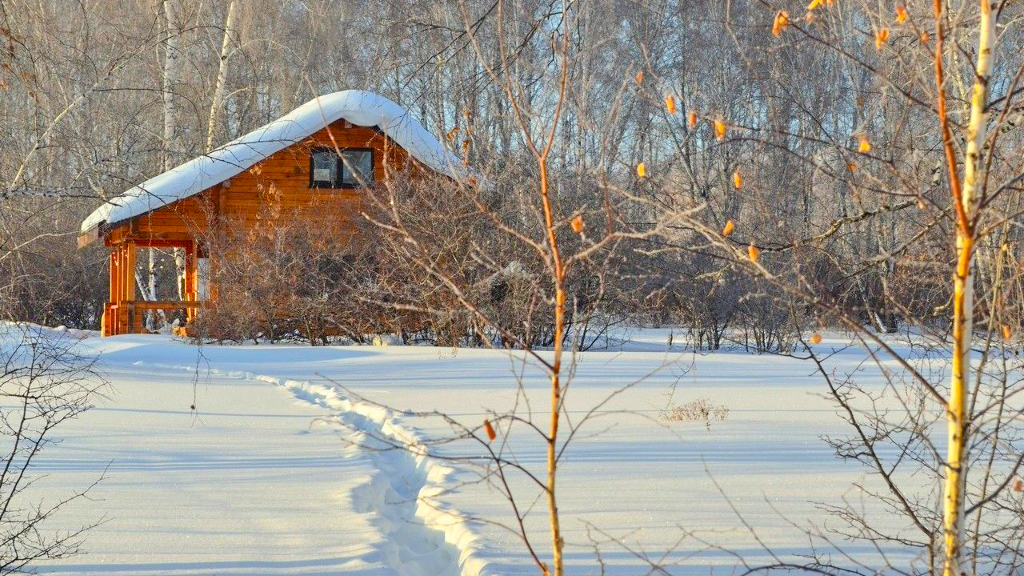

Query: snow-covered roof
[81,90,467,233]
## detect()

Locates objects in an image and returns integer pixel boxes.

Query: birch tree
[935,0,996,572]
[644,0,1023,572]
[205,0,237,153]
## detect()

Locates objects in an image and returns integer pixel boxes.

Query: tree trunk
[161,0,179,172]
[942,1,994,574]
[539,156,565,576]
[159,0,182,328]
[205,0,237,153]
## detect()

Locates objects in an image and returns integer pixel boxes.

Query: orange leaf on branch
[895,4,908,23]
[722,219,735,236]
[858,134,872,152]
[713,119,727,140]
[571,215,585,233]
[484,419,496,441]
[772,10,790,37]
[687,110,698,128]
[748,243,761,263]
[875,28,890,49]
[665,95,677,114]
[636,162,647,177]
[732,170,743,189]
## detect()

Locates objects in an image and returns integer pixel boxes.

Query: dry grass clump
[662,397,729,429]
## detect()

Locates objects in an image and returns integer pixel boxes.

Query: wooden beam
[124,241,136,301]
[108,248,117,303]
[78,225,101,248]
[185,242,197,323]
[132,238,195,249]
[131,300,204,310]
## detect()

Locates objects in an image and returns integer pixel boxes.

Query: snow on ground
[14,327,926,575]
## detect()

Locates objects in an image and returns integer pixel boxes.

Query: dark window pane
[311,149,338,187]
[341,150,373,187]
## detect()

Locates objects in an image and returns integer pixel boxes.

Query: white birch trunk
[205,0,237,153]
[159,0,182,328]
[161,0,179,172]
[943,1,994,574]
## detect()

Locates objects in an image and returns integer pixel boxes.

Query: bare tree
[646,0,1024,573]
[0,325,104,573]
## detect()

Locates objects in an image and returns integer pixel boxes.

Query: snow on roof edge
[80,90,469,233]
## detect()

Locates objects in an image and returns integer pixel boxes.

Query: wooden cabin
[78,91,465,336]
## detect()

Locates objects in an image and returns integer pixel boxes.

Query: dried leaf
[571,215,585,233]
[805,11,816,23]
[875,28,890,49]
[636,161,647,178]
[484,419,496,441]
[772,10,790,37]
[748,243,761,262]
[687,110,698,128]
[920,30,930,42]
[895,5,908,23]
[807,0,825,9]
[635,70,645,83]
[722,219,735,236]
[1003,325,1012,340]
[732,170,743,189]
[847,161,858,171]
[858,134,872,153]
[810,332,823,344]
[665,95,677,114]
[714,119,727,140]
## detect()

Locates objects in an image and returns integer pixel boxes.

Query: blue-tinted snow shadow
[30,452,352,473]
[91,337,379,369]
[35,555,379,576]
[479,545,918,576]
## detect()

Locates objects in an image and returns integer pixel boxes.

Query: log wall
[104,119,410,245]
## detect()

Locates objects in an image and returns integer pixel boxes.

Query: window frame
[308,146,375,189]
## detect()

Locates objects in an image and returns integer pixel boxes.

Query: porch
[102,237,207,336]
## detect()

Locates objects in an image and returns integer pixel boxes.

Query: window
[309,147,375,188]
[310,148,339,187]
[340,149,373,187]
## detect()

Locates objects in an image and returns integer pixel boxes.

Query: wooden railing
[102,300,204,336]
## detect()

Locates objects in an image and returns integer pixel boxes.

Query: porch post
[185,240,198,323]
[103,247,118,336]
[124,241,139,332]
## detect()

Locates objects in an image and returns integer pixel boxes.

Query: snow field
[32,362,386,575]
[139,362,491,576]
[22,329,927,575]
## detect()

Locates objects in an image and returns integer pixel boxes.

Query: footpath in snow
[23,329,917,575]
